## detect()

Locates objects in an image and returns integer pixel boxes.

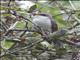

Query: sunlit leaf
[1,40,14,49]
[16,21,26,29]
[28,5,37,13]
[36,3,67,28]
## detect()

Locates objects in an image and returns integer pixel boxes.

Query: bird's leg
[40,28,47,37]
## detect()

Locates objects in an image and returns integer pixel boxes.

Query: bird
[32,13,58,36]
[31,13,64,48]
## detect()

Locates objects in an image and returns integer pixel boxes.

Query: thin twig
[0,38,44,58]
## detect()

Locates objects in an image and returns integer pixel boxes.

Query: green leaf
[0,5,7,10]
[28,5,37,13]
[1,40,14,49]
[37,4,67,28]
[1,13,12,17]
[48,8,67,28]
[16,21,26,29]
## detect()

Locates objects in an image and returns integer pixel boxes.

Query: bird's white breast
[32,15,52,33]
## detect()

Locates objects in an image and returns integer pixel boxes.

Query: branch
[53,10,80,17]
[0,37,44,58]
[1,29,80,58]
[5,29,80,47]
[4,28,41,36]
[48,29,80,47]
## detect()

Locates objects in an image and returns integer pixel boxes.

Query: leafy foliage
[0,1,80,60]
